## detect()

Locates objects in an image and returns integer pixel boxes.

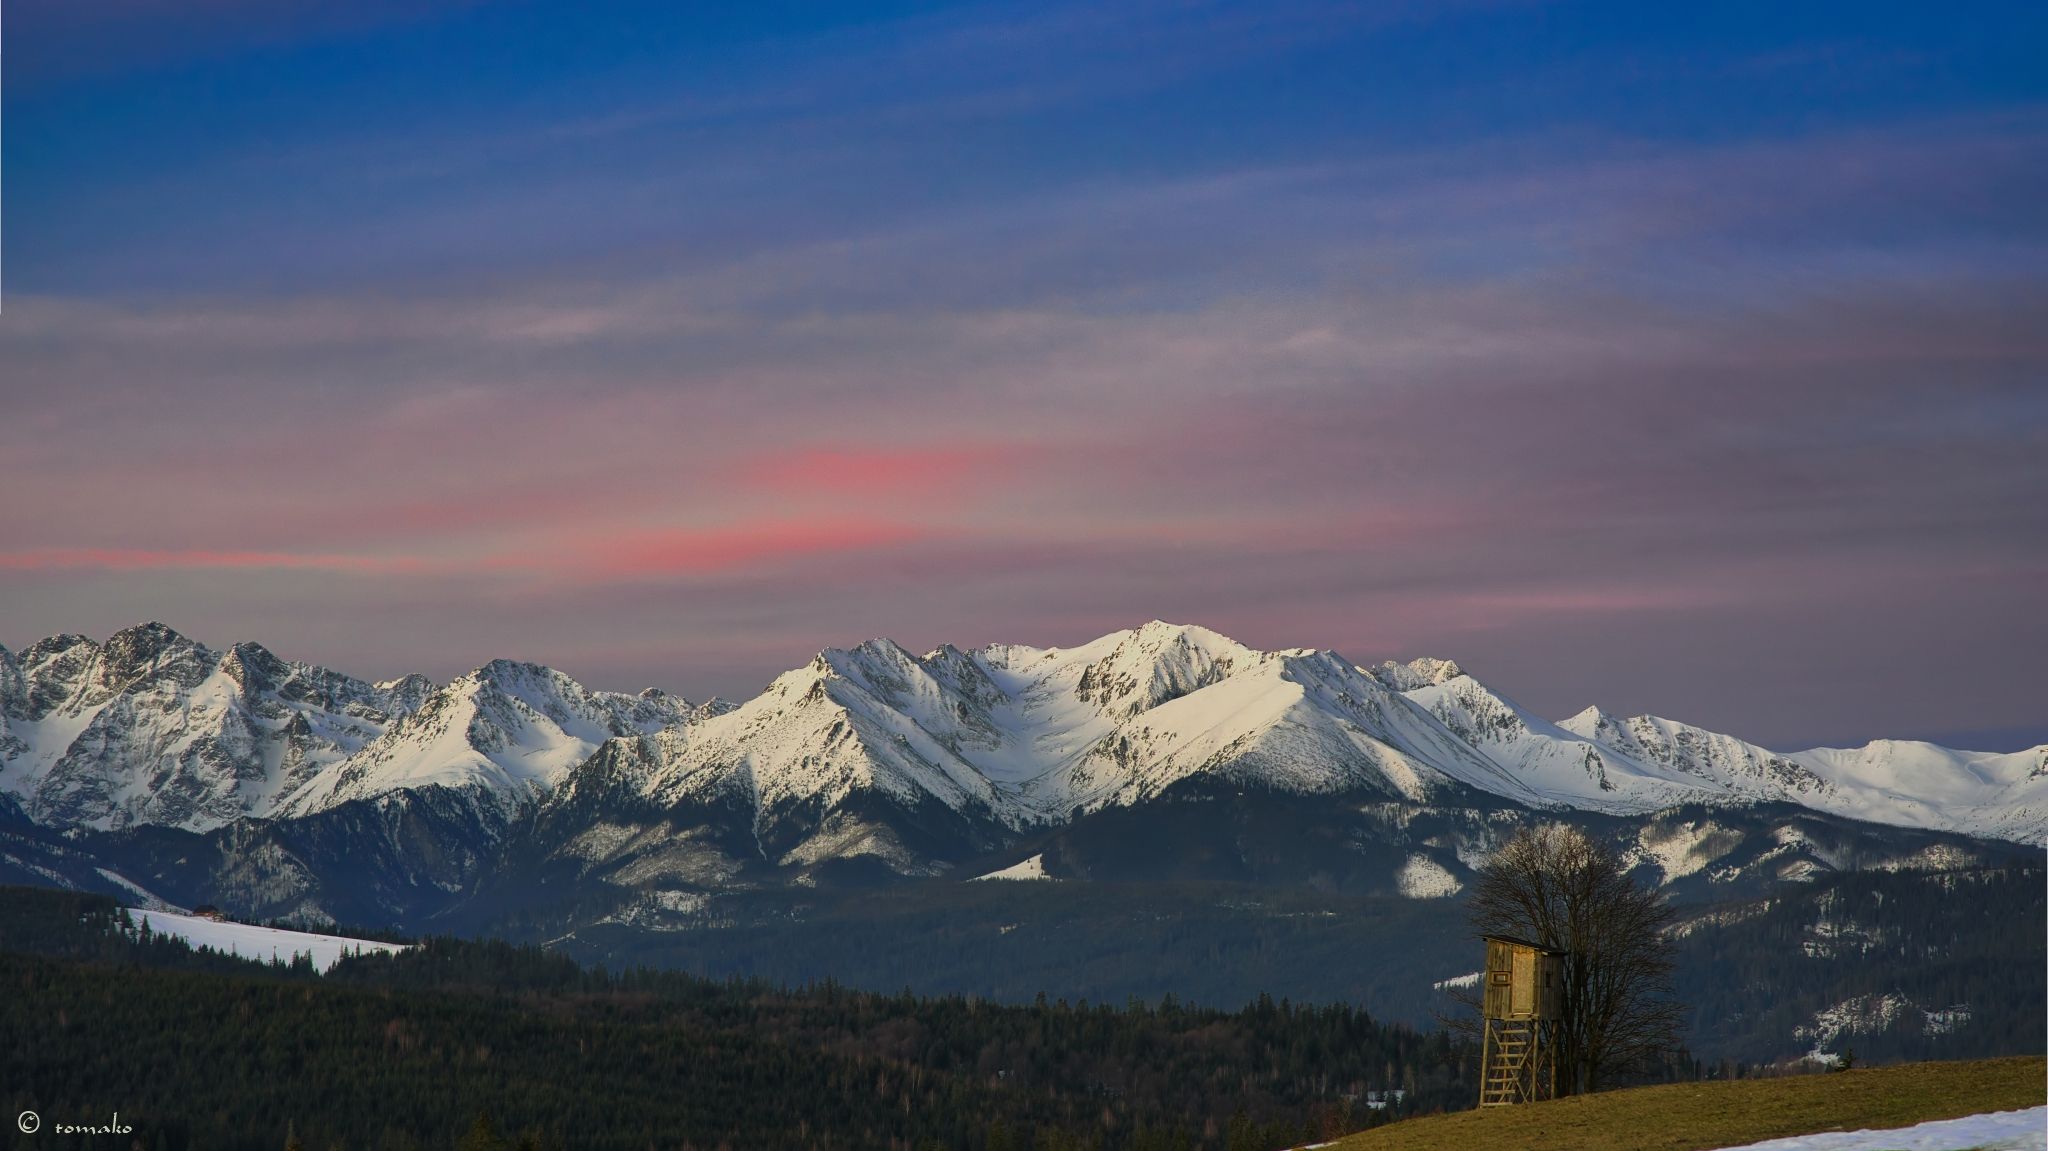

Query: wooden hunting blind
[1478,934,1565,1106]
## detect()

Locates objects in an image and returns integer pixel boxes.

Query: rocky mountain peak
[3,621,2043,866]
[99,621,207,686]
[1072,620,1249,717]
[374,674,436,715]
[221,641,290,693]
[1368,657,1465,692]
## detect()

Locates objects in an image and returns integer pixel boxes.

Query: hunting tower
[1478,934,1565,1106]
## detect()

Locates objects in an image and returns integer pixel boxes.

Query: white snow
[281,660,700,819]
[1432,971,1482,990]
[1788,742,2048,847]
[641,621,1520,853]
[1634,819,1734,883]
[1406,678,1731,815]
[1793,993,1973,1061]
[1396,854,1463,898]
[0,627,416,830]
[974,853,1054,881]
[9,621,2045,871]
[1701,1106,2046,1151]
[130,908,408,972]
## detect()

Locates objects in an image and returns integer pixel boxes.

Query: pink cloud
[742,443,1035,495]
[525,519,933,579]
[0,547,424,574]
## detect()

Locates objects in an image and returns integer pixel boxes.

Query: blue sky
[3,0,2045,748]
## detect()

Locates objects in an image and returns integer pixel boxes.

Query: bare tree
[1465,824,1683,1094]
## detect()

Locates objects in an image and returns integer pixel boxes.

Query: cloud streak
[0,548,425,575]
[531,520,936,580]
[3,4,2044,747]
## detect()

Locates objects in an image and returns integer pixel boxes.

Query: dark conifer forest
[4,861,2039,1150]
[0,887,1472,1151]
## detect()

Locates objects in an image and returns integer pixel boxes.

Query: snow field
[130,908,408,972]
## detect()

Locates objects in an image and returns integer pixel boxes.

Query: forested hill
[0,886,1473,1151]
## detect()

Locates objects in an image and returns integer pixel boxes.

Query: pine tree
[457,1112,507,1151]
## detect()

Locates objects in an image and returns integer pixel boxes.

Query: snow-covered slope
[1702,1107,2046,1151]
[130,907,409,971]
[1544,709,2048,846]
[512,621,1534,878]
[1787,741,2048,848]
[0,624,707,832]
[1557,708,1835,803]
[279,660,709,820]
[628,622,1527,848]
[1351,664,2046,845]
[1386,666,1731,813]
[959,623,1530,813]
[6,621,2042,855]
[0,624,420,830]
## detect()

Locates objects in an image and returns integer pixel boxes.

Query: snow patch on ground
[1775,858,1830,883]
[597,889,717,932]
[779,816,947,876]
[1635,820,1728,882]
[130,908,408,972]
[1874,844,1979,873]
[562,822,642,861]
[1793,993,1973,1062]
[1702,1106,2046,1151]
[1923,1006,1973,1035]
[974,853,1053,881]
[1396,854,1462,898]
[1667,899,1775,940]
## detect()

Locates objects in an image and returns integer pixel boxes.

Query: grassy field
[1332,1056,2046,1151]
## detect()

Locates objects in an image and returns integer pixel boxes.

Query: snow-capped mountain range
[2,621,2042,864]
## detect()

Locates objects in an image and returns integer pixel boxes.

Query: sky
[2,0,2044,750]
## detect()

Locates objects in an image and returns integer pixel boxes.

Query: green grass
[1333,1057,2046,1151]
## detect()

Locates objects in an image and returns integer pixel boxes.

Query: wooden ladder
[1481,1023,1535,1106]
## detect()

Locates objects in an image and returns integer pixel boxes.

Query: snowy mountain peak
[1559,710,1834,800]
[96,621,211,692]
[104,619,200,662]
[280,659,643,820]
[1368,657,1466,692]
[0,626,415,830]
[1069,620,1256,718]
[4,622,2044,855]
[1559,704,1610,731]
[220,641,290,692]
[374,673,437,715]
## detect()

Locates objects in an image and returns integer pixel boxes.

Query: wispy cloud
[564,520,935,579]
[0,547,426,575]
[5,5,2044,745]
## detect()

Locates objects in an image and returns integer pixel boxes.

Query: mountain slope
[590,622,1544,878]
[963,624,1534,813]
[1551,709,2048,846]
[277,659,707,822]
[0,624,420,830]
[1382,665,1732,814]
[5,621,2041,866]
[1788,739,2048,847]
